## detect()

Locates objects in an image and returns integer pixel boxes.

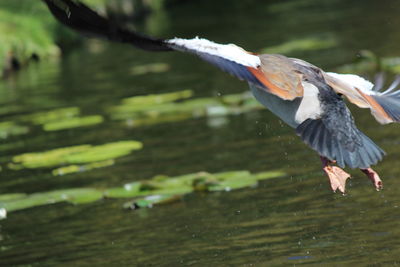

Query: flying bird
[42,0,400,193]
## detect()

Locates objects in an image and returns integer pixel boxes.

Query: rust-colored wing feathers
[353,88,392,124]
[324,72,395,124]
[248,55,304,100]
[324,74,370,108]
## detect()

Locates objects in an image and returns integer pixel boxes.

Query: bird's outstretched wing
[42,0,170,51]
[325,72,400,124]
[42,0,304,100]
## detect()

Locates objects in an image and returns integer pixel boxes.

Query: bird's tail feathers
[368,75,400,122]
[296,118,385,169]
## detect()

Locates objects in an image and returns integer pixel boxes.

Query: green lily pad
[255,171,288,180]
[10,140,143,171]
[64,141,142,164]
[66,189,104,204]
[336,50,400,74]
[0,121,29,139]
[0,170,287,215]
[105,182,142,198]
[109,91,263,124]
[19,107,81,125]
[43,115,104,131]
[124,113,194,127]
[124,194,182,209]
[0,188,104,212]
[209,171,256,191]
[261,36,337,55]
[121,90,193,106]
[0,193,27,201]
[130,63,170,75]
[52,159,115,176]
[12,145,92,168]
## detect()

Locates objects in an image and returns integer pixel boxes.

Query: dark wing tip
[43,0,171,51]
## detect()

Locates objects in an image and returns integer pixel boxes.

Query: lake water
[1,0,400,265]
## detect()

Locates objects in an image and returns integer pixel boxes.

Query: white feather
[326,72,374,94]
[167,37,261,68]
[295,82,322,123]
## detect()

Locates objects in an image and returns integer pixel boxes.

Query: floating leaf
[336,50,400,74]
[109,91,262,125]
[261,36,337,55]
[0,188,103,212]
[209,171,256,191]
[0,121,29,139]
[0,193,27,201]
[43,115,104,131]
[124,194,181,209]
[8,107,103,133]
[0,170,286,215]
[12,145,92,168]
[124,113,194,127]
[130,63,170,75]
[52,159,115,176]
[119,89,193,106]
[66,189,104,204]
[255,171,288,180]
[64,141,142,164]
[19,107,81,125]
[10,140,142,171]
[209,178,258,192]
[105,182,142,198]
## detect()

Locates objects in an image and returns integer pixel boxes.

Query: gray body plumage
[249,84,301,128]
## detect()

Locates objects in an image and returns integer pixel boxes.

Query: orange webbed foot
[320,157,351,194]
[361,168,383,191]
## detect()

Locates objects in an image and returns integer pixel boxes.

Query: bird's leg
[360,168,383,191]
[320,156,351,194]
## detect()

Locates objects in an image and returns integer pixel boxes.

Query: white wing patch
[326,72,374,94]
[295,82,322,123]
[167,37,261,68]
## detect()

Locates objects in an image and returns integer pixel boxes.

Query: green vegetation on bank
[0,0,167,77]
[0,1,60,75]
